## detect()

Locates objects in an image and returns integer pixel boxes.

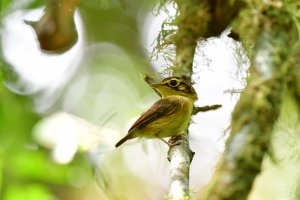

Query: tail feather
[115,134,133,148]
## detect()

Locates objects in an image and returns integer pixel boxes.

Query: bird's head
[148,76,198,100]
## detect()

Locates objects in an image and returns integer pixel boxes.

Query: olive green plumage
[115,76,198,148]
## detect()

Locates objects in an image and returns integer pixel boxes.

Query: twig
[223,89,243,94]
[193,104,222,114]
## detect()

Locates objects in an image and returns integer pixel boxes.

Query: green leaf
[4,184,53,200]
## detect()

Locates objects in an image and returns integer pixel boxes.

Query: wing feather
[128,98,181,133]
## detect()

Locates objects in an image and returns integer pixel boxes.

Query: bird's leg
[159,138,180,148]
[159,138,170,146]
[158,133,187,148]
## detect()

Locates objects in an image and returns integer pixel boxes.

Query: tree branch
[167,134,194,200]
[25,0,79,53]
[201,25,292,200]
[160,0,243,199]
[166,0,209,199]
[166,0,239,198]
[193,104,222,114]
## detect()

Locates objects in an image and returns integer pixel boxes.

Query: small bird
[115,76,198,148]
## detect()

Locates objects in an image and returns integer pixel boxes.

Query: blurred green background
[0,0,160,199]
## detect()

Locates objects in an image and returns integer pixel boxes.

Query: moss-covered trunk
[201,1,300,199]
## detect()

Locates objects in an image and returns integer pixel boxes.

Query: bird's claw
[167,133,186,148]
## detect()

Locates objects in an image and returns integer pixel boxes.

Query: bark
[167,1,242,199]
[201,23,293,200]
[167,135,194,200]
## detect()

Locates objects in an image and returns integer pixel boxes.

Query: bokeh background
[1,0,300,200]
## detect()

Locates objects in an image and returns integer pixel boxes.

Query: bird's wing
[128,98,181,133]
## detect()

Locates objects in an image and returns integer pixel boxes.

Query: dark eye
[169,79,178,87]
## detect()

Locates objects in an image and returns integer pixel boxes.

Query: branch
[193,104,222,114]
[167,134,194,200]
[223,89,243,94]
[201,30,289,200]
[161,0,241,198]
[166,1,210,199]
[25,0,79,53]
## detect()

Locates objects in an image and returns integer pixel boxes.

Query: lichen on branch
[153,1,243,199]
[201,1,300,199]
[154,0,244,78]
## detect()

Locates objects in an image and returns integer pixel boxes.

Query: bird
[115,76,198,148]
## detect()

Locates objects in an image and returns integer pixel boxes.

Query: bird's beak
[149,83,166,90]
[141,73,156,85]
[149,83,164,97]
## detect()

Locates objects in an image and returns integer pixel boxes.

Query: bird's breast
[160,95,194,137]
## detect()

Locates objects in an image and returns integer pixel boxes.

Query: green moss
[201,1,300,198]
[234,1,300,44]
[153,1,211,77]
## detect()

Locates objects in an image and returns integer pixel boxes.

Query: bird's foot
[158,133,187,148]
[166,133,195,162]
[167,133,186,148]
[159,138,170,146]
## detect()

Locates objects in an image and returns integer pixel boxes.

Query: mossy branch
[193,104,222,114]
[202,73,283,200]
[201,0,300,197]
[166,0,209,199]
[154,0,245,76]
[163,0,243,199]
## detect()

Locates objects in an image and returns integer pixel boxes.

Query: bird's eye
[169,79,178,87]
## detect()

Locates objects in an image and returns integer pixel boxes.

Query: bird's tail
[115,134,133,148]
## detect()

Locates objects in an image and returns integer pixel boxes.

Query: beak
[140,73,164,97]
[141,73,156,85]
[149,83,163,88]
[149,83,166,91]
[149,83,164,97]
